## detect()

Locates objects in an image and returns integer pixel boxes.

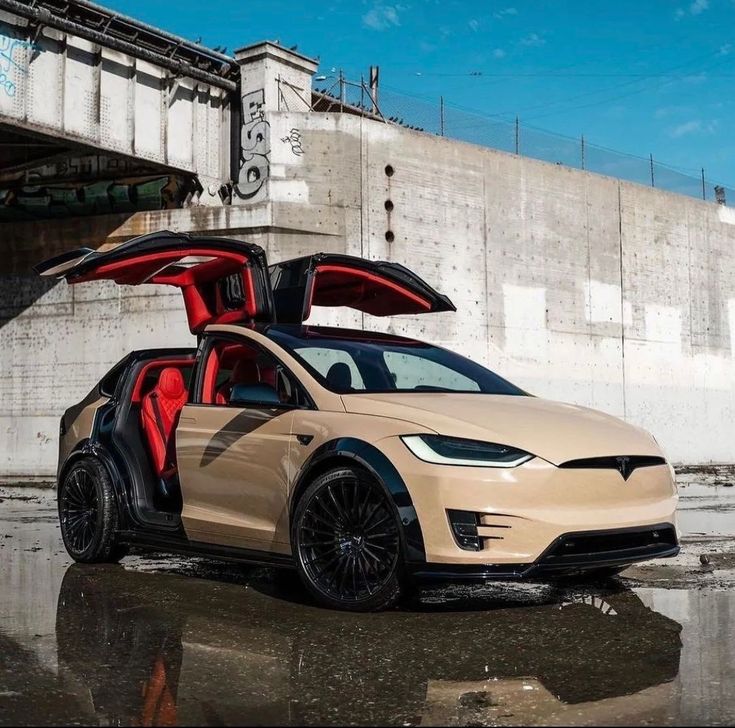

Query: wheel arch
[288,437,426,564]
[58,441,129,523]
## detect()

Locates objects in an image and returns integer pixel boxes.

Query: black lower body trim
[118,530,296,569]
[410,523,679,582]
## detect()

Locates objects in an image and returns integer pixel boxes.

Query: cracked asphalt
[0,474,734,726]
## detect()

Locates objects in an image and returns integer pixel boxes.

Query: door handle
[179,416,197,424]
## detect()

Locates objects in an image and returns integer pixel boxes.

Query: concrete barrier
[2,111,734,476]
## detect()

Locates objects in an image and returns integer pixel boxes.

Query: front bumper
[376,436,679,568]
[410,522,679,581]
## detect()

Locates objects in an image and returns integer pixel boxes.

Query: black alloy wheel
[60,466,99,553]
[59,458,127,563]
[292,466,404,611]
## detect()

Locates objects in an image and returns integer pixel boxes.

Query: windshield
[267,326,527,396]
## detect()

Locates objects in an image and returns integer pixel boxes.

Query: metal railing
[375,87,734,205]
[306,74,734,206]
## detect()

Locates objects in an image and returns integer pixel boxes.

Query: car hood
[340,393,662,466]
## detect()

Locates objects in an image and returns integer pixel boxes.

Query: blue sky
[104,0,735,185]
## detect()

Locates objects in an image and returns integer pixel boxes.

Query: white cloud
[674,0,709,18]
[682,72,708,84]
[655,104,691,118]
[668,118,718,138]
[468,18,479,31]
[719,43,732,56]
[493,7,518,19]
[362,3,402,30]
[520,32,545,46]
[669,120,701,138]
[690,0,709,14]
[493,48,506,58]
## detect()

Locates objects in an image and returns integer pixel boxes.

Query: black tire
[291,466,404,611]
[58,457,126,563]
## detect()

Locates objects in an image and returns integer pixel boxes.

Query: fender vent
[447,510,516,551]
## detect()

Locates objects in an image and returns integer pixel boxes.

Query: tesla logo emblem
[616,456,632,480]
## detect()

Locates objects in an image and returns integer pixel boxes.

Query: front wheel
[58,457,126,563]
[292,466,404,611]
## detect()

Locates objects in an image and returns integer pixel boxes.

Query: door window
[200,338,307,407]
[294,347,366,390]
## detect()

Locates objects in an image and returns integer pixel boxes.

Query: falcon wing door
[35,231,273,333]
[269,253,455,323]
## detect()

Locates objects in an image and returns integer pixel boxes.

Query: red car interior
[140,367,188,478]
[70,249,259,332]
[307,264,433,318]
[215,359,260,404]
[204,342,278,404]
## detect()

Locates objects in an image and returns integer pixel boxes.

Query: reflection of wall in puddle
[640,588,735,725]
[0,495,67,673]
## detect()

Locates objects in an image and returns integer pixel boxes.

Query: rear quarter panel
[58,393,109,480]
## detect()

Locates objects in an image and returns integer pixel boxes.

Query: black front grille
[552,527,677,557]
[539,524,678,570]
[559,455,665,472]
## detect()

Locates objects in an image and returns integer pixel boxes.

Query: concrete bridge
[2,0,735,476]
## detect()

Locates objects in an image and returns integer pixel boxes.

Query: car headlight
[400,434,533,468]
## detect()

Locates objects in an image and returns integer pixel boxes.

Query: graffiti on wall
[0,24,37,98]
[234,88,270,200]
[0,154,196,221]
[281,128,304,156]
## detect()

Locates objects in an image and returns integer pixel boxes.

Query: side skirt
[117,531,296,569]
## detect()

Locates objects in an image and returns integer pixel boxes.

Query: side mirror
[229,383,281,407]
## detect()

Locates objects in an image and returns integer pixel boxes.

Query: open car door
[269,253,455,323]
[35,231,273,333]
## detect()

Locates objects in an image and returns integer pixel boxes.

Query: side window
[383,351,480,391]
[201,337,308,407]
[294,347,366,390]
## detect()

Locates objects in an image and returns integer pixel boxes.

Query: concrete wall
[2,111,734,476]
[268,111,735,464]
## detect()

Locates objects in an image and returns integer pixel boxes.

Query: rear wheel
[292,466,404,611]
[58,457,126,563]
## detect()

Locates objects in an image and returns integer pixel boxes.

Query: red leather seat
[215,359,260,404]
[141,367,188,477]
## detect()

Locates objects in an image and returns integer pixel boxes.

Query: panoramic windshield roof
[266,325,527,396]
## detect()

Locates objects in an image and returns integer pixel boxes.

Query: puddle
[0,486,734,725]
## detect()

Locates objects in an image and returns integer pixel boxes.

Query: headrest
[230,359,259,384]
[158,367,186,399]
[325,362,352,391]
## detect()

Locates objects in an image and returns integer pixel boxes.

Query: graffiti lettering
[0,30,38,98]
[233,88,270,200]
[0,71,14,97]
[0,153,195,221]
[281,128,304,156]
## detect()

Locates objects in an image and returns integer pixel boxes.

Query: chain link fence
[370,87,734,206]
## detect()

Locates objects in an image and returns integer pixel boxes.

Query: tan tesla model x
[36,231,679,611]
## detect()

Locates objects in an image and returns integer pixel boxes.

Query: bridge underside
[0,123,197,223]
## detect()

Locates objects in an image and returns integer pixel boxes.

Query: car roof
[222,322,427,347]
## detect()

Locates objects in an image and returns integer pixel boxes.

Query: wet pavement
[1,478,734,726]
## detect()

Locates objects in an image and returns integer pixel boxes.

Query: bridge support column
[232,42,318,203]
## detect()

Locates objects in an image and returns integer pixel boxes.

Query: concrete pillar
[235,41,318,112]
[232,42,318,203]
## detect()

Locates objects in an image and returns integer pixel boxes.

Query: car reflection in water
[54,564,682,726]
